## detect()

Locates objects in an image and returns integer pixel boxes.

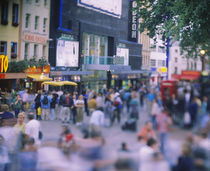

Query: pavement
[40,104,190,159]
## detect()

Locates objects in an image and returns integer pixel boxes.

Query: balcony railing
[82,56,125,65]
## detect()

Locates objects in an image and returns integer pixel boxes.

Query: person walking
[50,93,57,120]
[71,94,77,124]
[111,92,123,125]
[156,109,172,155]
[96,93,104,108]
[151,99,159,129]
[61,92,71,123]
[14,112,26,133]
[104,95,113,127]
[13,94,22,118]
[34,93,41,120]
[88,95,97,116]
[188,97,198,128]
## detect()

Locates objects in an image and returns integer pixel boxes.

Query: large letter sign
[0,55,8,73]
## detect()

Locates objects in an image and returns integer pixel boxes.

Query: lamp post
[200,49,206,71]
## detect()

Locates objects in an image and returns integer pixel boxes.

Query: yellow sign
[158,67,167,73]
[0,55,8,73]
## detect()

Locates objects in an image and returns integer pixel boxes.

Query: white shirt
[22,92,29,102]
[25,119,40,145]
[89,110,104,126]
[96,96,104,107]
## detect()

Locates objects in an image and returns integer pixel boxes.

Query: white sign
[56,40,79,67]
[131,1,137,39]
[116,48,129,65]
[78,0,122,18]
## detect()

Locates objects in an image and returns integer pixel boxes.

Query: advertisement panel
[56,40,79,67]
[116,48,129,65]
[77,0,122,18]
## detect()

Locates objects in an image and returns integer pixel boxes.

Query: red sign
[181,70,200,76]
[0,74,6,79]
[24,32,47,44]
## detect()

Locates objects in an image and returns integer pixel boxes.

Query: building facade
[139,30,150,71]
[168,41,202,79]
[49,0,143,91]
[0,0,21,60]
[150,37,167,85]
[20,0,50,60]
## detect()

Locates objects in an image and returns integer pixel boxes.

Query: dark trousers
[111,108,121,125]
[71,109,77,124]
[84,99,89,116]
[14,109,20,118]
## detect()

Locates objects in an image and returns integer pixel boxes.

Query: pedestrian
[156,109,172,154]
[0,104,14,119]
[34,93,41,120]
[75,95,84,125]
[188,97,198,127]
[60,92,71,123]
[129,91,139,120]
[41,91,51,121]
[12,94,22,118]
[14,112,26,133]
[22,90,29,112]
[139,87,146,107]
[151,99,159,129]
[0,135,10,171]
[123,90,131,112]
[25,113,41,146]
[50,93,57,120]
[71,94,77,124]
[103,95,113,127]
[111,92,123,125]
[83,90,90,116]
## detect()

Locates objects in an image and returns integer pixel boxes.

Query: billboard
[77,0,122,18]
[56,40,79,67]
[116,48,129,65]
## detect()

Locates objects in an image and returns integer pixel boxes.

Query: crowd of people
[0,82,209,170]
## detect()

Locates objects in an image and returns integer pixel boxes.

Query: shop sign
[157,67,167,73]
[0,55,8,73]
[181,70,200,76]
[24,32,47,44]
[25,65,50,74]
[128,0,138,42]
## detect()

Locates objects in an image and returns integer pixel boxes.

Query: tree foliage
[136,0,210,58]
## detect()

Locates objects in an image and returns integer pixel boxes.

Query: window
[191,62,193,70]
[34,16,39,30]
[158,60,163,67]
[34,44,38,57]
[174,67,177,74]
[162,60,166,66]
[11,42,17,58]
[0,41,7,55]
[175,49,178,53]
[24,43,29,59]
[194,62,197,70]
[42,45,46,57]
[44,0,47,6]
[150,59,156,67]
[25,14,30,28]
[1,2,8,25]
[175,57,178,62]
[12,3,19,26]
[43,18,47,32]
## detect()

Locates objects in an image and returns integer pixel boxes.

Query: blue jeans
[51,108,55,120]
[151,115,157,129]
[160,132,168,154]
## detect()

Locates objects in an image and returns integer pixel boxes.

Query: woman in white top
[151,99,160,129]
[75,95,84,125]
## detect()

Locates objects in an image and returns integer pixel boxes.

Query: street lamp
[200,49,206,71]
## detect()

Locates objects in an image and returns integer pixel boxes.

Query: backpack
[114,98,120,107]
[43,96,48,105]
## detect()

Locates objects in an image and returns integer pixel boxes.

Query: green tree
[136,0,210,69]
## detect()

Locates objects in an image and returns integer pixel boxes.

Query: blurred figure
[22,90,29,112]
[124,90,131,112]
[139,87,146,107]
[41,91,52,121]
[50,93,57,120]
[0,104,14,119]
[25,114,41,146]
[156,109,172,154]
[129,91,139,120]
[83,90,90,116]
[88,95,97,116]
[34,93,41,120]
[137,121,156,143]
[96,92,104,108]
[111,92,123,125]
[18,138,38,171]
[0,135,10,171]
[175,143,194,171]
[14,112,26,133]
[90,107,104,129]
[120,142,130,152]
[58,125,74,155]
[188,97,198,127]
[71,94,77,124]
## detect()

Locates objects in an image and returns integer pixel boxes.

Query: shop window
[42,45,46,57]
[25,14,30,29]
[1,2,8,25]
[43,18,47,32]
[34,44,38,57]
[174,67,177,74]
[150,59,156,67]
[175,57,178,62]
[162,60,165,66]
[44,0,47,6]
[12,3,19,26]
[158,60,163,67]
[11,42,17,58]
[194,62,197,70]
[24,43,29,59]
[0,41,7,55]
[34,16,39,30]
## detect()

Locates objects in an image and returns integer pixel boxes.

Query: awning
[27,74,52,81]
[41,81,77,86]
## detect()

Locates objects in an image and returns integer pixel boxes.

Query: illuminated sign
[158,67,167,73]
[128,0,138,42]
[23,32,47,44]
[0,55,8,73]
[77,0,122,18]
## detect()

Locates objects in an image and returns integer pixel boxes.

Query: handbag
[39,131,43,140]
